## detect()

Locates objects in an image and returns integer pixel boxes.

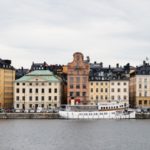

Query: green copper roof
[15,70,61,82]
[27,70,53,76]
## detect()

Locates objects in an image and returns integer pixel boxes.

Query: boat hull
[59,110,135,119]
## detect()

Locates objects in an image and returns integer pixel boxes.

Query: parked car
[136,108,142,113]
[36,107,43,113]
[0,108,4,113]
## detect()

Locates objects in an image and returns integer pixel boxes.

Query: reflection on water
[0,119,150,150]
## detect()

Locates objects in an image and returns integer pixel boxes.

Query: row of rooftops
[0,59,14,70]
[1,58,150,81]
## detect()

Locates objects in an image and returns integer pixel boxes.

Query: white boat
[59,102,136,119]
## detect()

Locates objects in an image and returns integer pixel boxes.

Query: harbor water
[0,119,150,150]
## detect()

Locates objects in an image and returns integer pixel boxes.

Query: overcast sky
[0,0,150,68]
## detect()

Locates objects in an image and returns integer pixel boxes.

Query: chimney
[116,63,119,68]
[100,62,103,68]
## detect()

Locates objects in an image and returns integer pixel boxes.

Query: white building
[109,80,129,107]
[14,70,62,111]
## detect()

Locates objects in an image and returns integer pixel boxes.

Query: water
[0,119,150,150]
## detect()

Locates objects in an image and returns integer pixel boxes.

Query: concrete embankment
[136,113,150,119]
[0,113,60,119]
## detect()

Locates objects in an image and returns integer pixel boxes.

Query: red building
[67,52,90,105]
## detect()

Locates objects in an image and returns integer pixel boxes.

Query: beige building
[130,61,150,108]
[89,63,129,106]
[14,70,62,110]
[89,80,129,106]
[0,59,15,109]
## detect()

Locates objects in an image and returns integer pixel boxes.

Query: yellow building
[89,81,110,105]
[0,59,15,109]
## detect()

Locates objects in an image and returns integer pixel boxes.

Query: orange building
[67,52,90,105]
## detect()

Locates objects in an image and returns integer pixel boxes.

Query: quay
[0,112,150,119]
[0,113,60,119]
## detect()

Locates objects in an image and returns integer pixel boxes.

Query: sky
[0,0,150,68]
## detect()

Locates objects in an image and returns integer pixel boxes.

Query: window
[139,92,142,97]
[124,96,127,100]
[139,100,142,105]
[91,82,93,86]
[96,88,98,92]
[118,89,120,92]
[76,92,80,96]
[96,82,98,85]
[118,96,121,100]
[16,88,19,93]
[118,82,120,85]
[42,82,45,86]
[70,92,74,97]
[124,88,127,92]
[22,88,25,93]
[105,96,108,100]
[83,84,86,89]
[101,96,103,100]
[111,96,114,100]
[29,96,32,101]
[111,88,114,92]
[101,89,103,92]
[49,83,51,86]
[54,96,57,100]
[49,88,51,93]
[70,77,74,83]
[144,100,147,105]
[83,77,87,83]
[91,88,93,92]
[101,83,103,86]
[22,83,25,86]
[111,82,114,85]
[41,88,44,93]
[16,104,19,108]
[144,92,147,97]
[76,85,80,89]
[41,104,44,108]
[29,83,32,86]
[16,83,19,86]
[70,85,73,89]
[105,88,108,92]
[29,104,32,108]
[76,77,80,83]
[36,96,38,101]
[124,82,126,85]
[96,96,99,100]
[22,96,25,101]
[139,84,142,88]
[16,96,19,101]
[105,82,107,85]
[144,85,147,89]
[83,92,86,96]
[49,96,51,100]
[35,89,38,93]
[29,89,32,93]
[42,96,44,101]
[54,88,57,93]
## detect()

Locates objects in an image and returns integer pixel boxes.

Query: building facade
[0,59,15,109]
[67,52,90,105]
[14,70,62,110]
[89,62,129,106]
[130,61,150,108]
